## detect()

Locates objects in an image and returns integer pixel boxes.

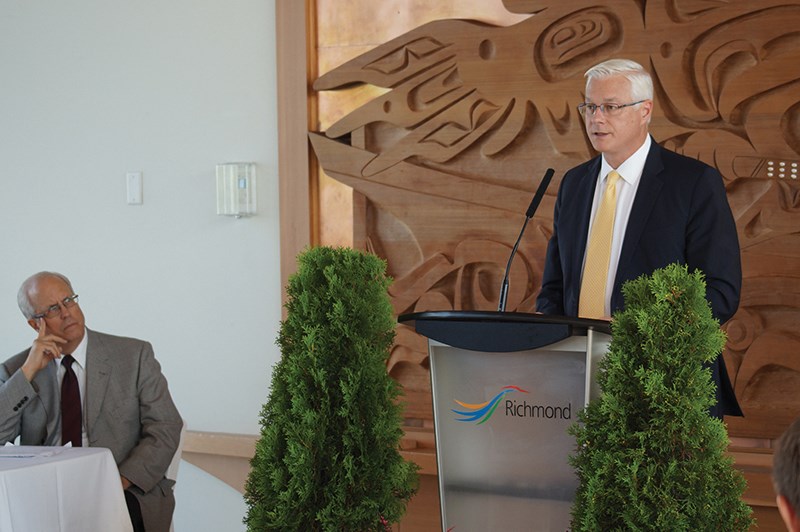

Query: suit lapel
[576,158,601,245]
[616,142,665,285]
[84,330,112,435]
[572,159,601,273]
[563,158,600,315]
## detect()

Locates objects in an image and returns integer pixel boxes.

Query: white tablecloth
[0,446,133,532]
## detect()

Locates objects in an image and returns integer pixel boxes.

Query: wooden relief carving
[309,1,800,439]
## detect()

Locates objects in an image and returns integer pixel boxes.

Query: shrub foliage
[569,264,753,531]
[244,246,418,531]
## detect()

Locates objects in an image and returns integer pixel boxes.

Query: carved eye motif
[536,8,622,83]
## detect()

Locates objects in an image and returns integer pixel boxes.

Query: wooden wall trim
[182,431,256,494]
[276,0,315,308]
[180,429,437,494]
[181,429,775,513]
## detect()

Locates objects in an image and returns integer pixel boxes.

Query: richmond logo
[452,385,529,424]
[452,385,572,424]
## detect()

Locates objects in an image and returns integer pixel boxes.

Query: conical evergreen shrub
[569,264,753,531]
[244,246,418,531]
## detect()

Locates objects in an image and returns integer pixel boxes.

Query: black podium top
[398,311,611,353]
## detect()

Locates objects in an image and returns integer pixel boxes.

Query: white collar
[599,135,651,185]
[64,328,89,369]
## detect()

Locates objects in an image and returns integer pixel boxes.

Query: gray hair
[774,417,800,516]
[585,58,654,102]
[17,271,74,319]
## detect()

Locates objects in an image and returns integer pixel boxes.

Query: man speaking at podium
[535,59,742,419]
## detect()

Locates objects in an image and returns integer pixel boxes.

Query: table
[0,446,133,532]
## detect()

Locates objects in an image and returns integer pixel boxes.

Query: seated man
[774,417,800,531]
[0,271,183,532]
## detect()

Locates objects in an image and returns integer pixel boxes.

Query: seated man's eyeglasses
[33,294,80,320]
[578,100,646,117]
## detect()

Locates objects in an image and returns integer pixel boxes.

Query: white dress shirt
[583,135,652,316]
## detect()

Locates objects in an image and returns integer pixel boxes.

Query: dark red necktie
[61,355,82,447]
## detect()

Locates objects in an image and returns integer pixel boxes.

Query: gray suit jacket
[0,329,183,532]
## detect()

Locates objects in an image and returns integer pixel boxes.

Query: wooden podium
[398,311,611,531]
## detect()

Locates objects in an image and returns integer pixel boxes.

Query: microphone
[497,168,555,312]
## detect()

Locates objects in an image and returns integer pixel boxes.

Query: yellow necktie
[579,170,621,318]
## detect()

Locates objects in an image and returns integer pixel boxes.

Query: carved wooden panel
[310,0,800,440]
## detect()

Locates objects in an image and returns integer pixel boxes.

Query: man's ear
[641,99,654,124]
[27,318,39,332]
[777,494,800,531]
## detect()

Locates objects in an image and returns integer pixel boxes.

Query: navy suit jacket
[536,139,742,417]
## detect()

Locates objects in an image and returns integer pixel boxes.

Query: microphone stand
[497,168,555,312]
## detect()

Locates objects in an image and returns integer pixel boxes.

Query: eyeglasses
[32,294,80,320]
[577,100,646,117]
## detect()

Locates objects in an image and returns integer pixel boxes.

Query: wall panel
[306,1,800,528]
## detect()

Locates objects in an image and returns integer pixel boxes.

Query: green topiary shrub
[569,264,753,531]
[244,246,418,531]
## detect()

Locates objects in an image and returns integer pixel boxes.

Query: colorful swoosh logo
[452,385,529,424]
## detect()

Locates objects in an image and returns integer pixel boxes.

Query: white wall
[0,0,280,529]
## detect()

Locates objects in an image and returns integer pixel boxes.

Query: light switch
[126,172,143,205]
